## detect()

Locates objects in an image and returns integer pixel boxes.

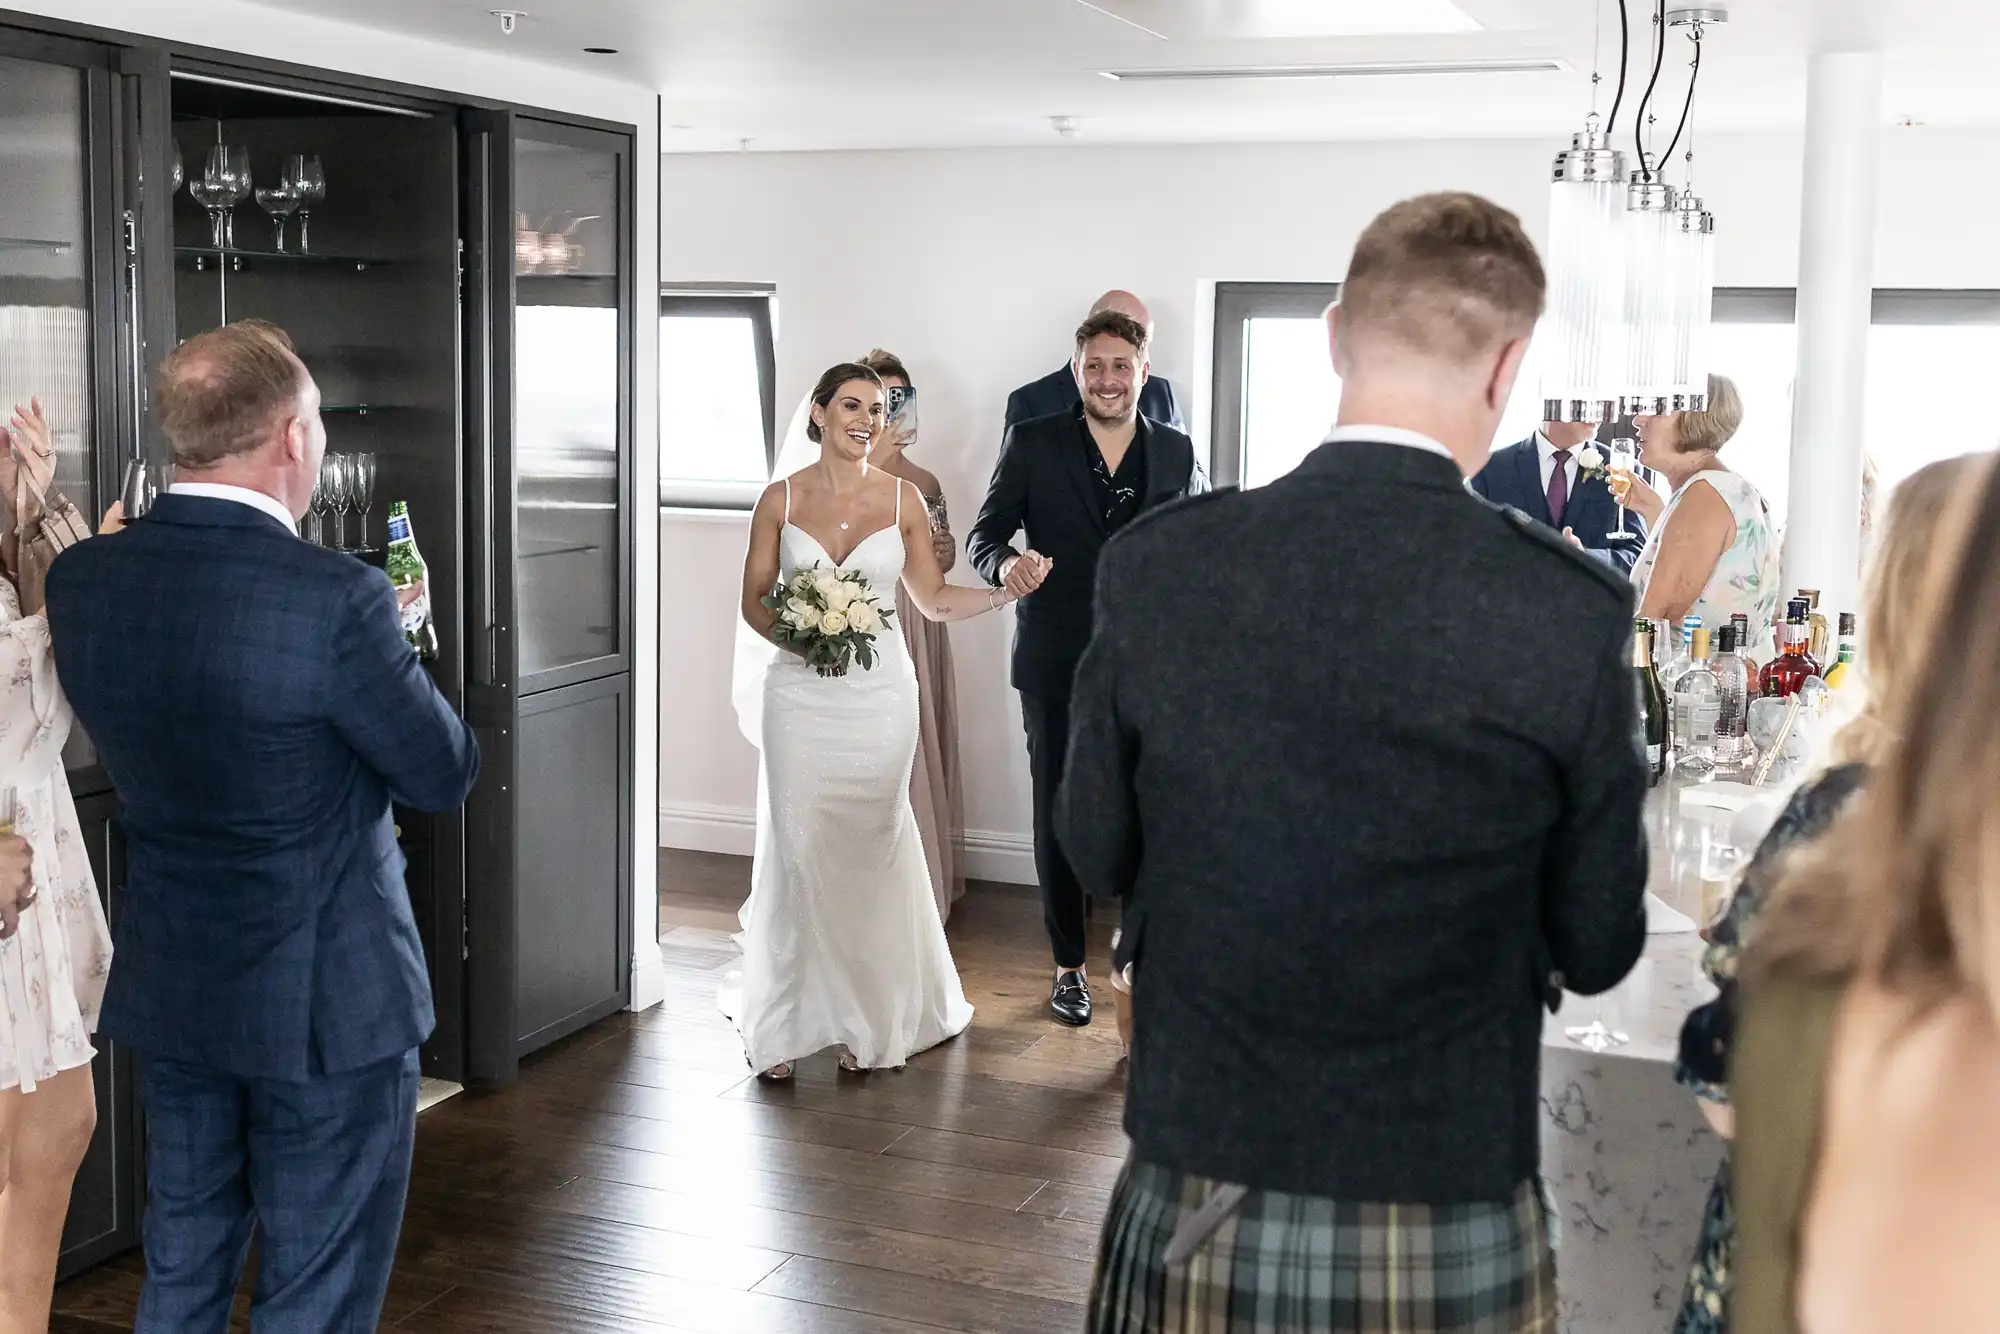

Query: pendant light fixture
[1540,0,1630,424]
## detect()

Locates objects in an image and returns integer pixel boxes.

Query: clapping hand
[0,397,56,511]
[1001,550,1053,600]
[0,833,33,942]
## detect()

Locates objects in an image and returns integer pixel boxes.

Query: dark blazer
[1058,440,1648,1202]
[1004,364,1184,434]
[968,405,1207,699]
[1469,436,1646,573]
[46,494,480,1081]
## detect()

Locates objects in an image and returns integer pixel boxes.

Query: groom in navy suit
[1470,418,1646,571]
[47,321,479,1332]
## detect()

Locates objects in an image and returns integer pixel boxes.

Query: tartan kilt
[1089,1161,1557,1334]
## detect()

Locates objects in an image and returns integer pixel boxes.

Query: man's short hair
[1074,311,1149,359]
[155,320,310,469]
[1339,192,1546,365]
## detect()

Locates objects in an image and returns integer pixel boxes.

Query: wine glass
[192,146,235,250]
[351,452,378,550]
[325,453,355,552]
[224,147,252,249]
[306,461,329,545]
[285,155,326,254]
[1607,437,1639,540]
[169,146,184,195]
[255,181,304,253]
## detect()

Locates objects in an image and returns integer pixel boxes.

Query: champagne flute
[325,453,355,552]
[306,460,329,545]
[351,452,377,550]
[1607,437,1639,540]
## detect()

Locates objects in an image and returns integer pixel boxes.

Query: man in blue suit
[1005,290,1184,432]
[46,321,479,1333]
[1469,419,1646,572]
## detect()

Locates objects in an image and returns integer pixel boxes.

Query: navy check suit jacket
[46,494,479,1081]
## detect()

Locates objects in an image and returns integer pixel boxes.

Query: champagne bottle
[384,501,440,662]
[1633,619,1669,785]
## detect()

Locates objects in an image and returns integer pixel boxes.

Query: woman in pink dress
[858,350,966,921]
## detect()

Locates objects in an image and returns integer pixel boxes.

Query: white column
[1781,51,1882,615]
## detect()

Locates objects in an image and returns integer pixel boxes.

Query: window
[1213,283,2000,516]
[659,285,777,508]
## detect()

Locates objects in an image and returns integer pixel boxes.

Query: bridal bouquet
[764,566,896,678]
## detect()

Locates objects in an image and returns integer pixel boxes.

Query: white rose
[846,600,881,634]
[823,579,859,610]
[784,607,814,631]
[819,610,849,635]
[811,569,841,600]
[1577,444,1606,472]
[786,597,814,621]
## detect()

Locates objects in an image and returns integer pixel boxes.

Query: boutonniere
[1575,443,1608,483]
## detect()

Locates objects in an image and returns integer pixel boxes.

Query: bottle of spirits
[1661,614,1704,692]
[1758,598,1821,699]
[1673,626,1721,776]
[1711,623,1753,770]
[1797,587,1832,664]
[1634,618,1669,785]
[1824,612,1858,689]
[384,501,440,662]
[1730,612,1761,679]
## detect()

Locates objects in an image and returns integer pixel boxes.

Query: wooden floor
[53,849,1128,1333]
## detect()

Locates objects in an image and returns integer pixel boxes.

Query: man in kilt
[1058,192,1650,1333]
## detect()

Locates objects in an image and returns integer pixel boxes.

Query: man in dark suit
[970,309,1207,1028]
[1470,419,1647,571]
[1060,194,1647,1332]
[1004,290,1184,432]
[46,321,479,1333]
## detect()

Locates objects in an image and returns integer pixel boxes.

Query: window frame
[658,282,777,509]
[1210,282,2000,489]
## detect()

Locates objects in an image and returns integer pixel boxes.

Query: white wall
[11,0,666,1008]
[659,129,2000,880]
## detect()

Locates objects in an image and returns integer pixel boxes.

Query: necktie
[1547,449,1572,529]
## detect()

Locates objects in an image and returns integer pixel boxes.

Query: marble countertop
[1539,929,1712,1064]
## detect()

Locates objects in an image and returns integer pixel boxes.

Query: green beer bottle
[384,500,440,662]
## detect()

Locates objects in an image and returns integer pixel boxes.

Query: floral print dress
[0,573,111,1092]
[1671,764,1867,1334]
[1631,469,1782,655]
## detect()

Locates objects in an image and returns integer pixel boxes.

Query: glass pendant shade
[1669,193,1716,408]
[1539,128,1629,423]
[1622,173,1680,415]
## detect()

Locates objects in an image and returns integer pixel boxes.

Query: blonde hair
[1676,374,1745,454]
[1826,455,1989,769]
[1749,451,2000,1016]
[1339,192,1546,365]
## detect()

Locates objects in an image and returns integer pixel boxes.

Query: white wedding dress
[719,481,974,1072]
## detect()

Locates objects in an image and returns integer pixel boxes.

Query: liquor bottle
[1758,598,1821,699]
[1673,627,1721,776]
[1730,612,1761,679]
[1633,619,1669,785]
[1824,612,1858,689]
[1711,624,1754,770]
[1661,614,1705,692]
[384,501,440,662]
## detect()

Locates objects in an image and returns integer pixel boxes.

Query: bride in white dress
[723,363,1047,1079]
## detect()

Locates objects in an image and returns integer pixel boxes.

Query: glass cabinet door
[511,122,627,686]
[0,55,97,546]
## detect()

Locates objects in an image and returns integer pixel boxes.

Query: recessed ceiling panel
[1082,0,1483,39]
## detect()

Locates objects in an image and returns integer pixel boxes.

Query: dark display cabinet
[0,10,638,1281]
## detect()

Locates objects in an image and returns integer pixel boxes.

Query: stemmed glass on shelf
[350,452,377,550]
[255,179,305,254]
[326,453,356,552]
[189,146,249,251]
[285,155,326,254]
[306,462,329,545]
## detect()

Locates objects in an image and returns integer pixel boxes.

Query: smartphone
[885,384,918,443]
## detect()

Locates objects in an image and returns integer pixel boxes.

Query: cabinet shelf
[175,246,391,272]
[321,404,397,416]
[0,236,77,254]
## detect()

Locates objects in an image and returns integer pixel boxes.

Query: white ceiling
[241,0,2000,151]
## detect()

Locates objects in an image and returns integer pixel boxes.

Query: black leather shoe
[1051,970,1092,1027]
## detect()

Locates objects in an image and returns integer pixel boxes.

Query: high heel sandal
[838,1050,863,1073]
[754,1061,794,1082]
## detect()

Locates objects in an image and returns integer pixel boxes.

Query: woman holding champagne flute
[1615,374,1782,654]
